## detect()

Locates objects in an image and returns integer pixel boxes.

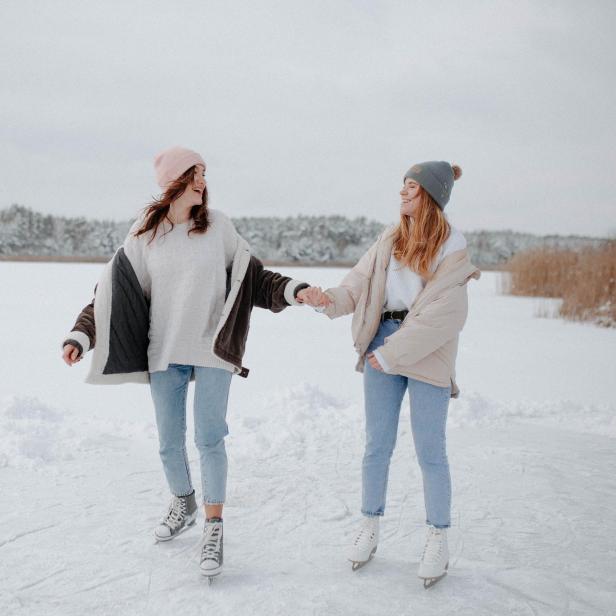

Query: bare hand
[62,344,82,366]
[366,352,384,372]
[297,286,331,307]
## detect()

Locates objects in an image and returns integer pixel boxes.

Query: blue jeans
[362,320,452,528]
[149,364,232,505]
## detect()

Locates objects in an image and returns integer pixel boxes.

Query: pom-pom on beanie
[404,161,462,210]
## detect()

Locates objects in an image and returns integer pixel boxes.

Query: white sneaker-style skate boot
[154,491,198,542]
[418,525,449,589]
[199,517,224,583]
[348,516,380,571]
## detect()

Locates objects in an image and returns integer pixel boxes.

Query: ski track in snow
[0,264,615,616]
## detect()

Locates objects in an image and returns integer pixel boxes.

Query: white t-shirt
[384,226,467,311]
[373,227,467,372]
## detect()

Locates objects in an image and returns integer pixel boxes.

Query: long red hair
[392,186,451,279]
[134,165,210,244]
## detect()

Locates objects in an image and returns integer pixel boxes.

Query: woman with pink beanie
[61,146,310,581]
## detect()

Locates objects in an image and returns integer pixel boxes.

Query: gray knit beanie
[404,161,462,210]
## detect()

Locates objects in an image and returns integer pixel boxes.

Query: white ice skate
[418,526,449,589]
[348,517,379,571]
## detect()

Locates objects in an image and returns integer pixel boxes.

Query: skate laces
[353,519,378,548]
[182,521,223,569]
[200,521,222,563]
[162,496,187,531]
[421,527,444,564]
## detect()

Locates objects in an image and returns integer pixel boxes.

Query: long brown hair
[134,165,210,244]
[392,186,451,279]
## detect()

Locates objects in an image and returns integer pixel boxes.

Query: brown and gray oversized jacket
[63,233,308,384]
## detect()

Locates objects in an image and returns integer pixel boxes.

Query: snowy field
[1,262,615,616]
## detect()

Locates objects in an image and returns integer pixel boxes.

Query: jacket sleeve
[62,286,97,357]
[251,257,309,312]
[375,283,469,371]
[61,219,150,359]
[321,237,380,319]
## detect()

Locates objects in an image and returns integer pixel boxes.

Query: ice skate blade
[349,546,377,571]
[420,563,448,589]
[202,571,221,585]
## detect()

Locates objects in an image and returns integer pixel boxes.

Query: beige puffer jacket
[322,226,481,398]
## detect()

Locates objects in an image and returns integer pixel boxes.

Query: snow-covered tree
[0,205,607,268]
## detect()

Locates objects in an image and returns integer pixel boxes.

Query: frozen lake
[1,262,615,615]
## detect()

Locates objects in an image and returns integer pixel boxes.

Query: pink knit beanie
[153,146,206,189]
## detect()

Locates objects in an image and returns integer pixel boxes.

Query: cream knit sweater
[123,209,240,374]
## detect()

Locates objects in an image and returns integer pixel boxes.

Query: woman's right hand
[62,344,82,366]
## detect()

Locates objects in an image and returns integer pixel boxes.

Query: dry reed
[503,242,616,327]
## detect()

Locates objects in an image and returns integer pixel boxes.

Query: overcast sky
[1,1,615,237]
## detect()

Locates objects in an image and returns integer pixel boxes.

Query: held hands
[296,286,332,308]
[62,344,82,366]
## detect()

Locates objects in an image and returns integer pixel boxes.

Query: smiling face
[400,178,422,217]
[187,164,206,205]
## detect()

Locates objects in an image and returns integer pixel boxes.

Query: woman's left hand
[366,352,384,372]
[297,286,331,307]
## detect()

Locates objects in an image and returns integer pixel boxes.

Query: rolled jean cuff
[361,510,384,518]
[204,500,225,505]
[428,521,450,529]
[175,489,195,498]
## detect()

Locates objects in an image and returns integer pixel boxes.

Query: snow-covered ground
[1,262,615,616]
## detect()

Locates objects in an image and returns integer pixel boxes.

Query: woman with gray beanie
[301,161,480,588]
[61,146,310,582]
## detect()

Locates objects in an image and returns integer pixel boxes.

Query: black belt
[381,310,409,322]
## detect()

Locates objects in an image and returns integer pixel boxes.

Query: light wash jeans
[362,320,452,528]
[149,364,232,505]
